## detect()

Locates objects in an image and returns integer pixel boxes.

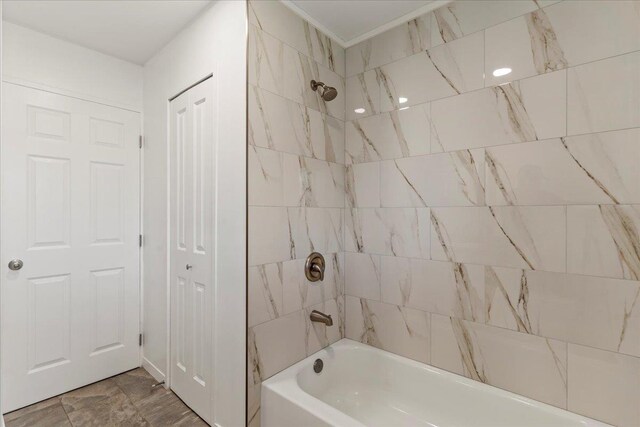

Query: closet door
[1,83,141,412]
[169,77,214,423]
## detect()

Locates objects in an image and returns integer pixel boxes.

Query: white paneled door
[170,78,214,423]
[1,83,141,412]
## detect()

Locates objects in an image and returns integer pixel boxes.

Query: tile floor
[3,368,208,427]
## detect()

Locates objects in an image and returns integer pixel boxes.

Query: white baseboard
[142,357,165,383]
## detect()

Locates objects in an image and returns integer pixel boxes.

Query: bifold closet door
[1,83,141,412]
[169,77,214,423]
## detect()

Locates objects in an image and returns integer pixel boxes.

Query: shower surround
[248,1,640,427]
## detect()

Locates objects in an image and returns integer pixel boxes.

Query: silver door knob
[186,264,193,270]
[8,259,23,271]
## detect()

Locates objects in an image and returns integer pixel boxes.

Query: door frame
[165,73,216,423]
[0,79,145,410]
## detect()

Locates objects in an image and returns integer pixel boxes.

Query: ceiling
[285,0,445,47]
[2,0,212,65]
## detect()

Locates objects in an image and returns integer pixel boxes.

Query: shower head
[310,80,338,102]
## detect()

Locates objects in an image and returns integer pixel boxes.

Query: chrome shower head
[310,80,338,102]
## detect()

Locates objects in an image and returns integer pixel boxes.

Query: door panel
[170,78,214,423]
[1,83,140,412]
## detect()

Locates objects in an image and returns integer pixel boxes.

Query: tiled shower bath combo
[248,1,640,426]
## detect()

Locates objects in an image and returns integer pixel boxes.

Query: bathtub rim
[261,338,610,427]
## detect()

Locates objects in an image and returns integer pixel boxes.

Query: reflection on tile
[431,206,566,272]
[431,314,567,408]
[248,0,345,76]
[568,344,640,427]
[485,1,640,85]
[248,263,283,327]
[378,31,484,111]
[345,252,381,301]
[486,266,640,357]
[347,14,431,76]
[381,257,484,322]
[346,296,430,363]
[380,149,484,207]
[113,368,158,404]
[249,86,344,163]
[431,70,566,152]
[432,0,545,46]
[567,205,640,280]
[346,71,380,120]
[346,104,431,163]
[485,129,640,205]
[567,52,640,135]
[346,163,380,208]
[346,208,430,258]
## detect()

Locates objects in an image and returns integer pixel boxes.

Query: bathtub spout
[310,310,333,326]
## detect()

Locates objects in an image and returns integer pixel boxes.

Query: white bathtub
[262,339,609,427]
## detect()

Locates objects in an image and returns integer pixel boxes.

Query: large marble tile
[249,207,342,266]
[346,104,431,164]
[486,266,640,357]
[248,263,283,328]
[282,253,343,315]
[431,206,566,272]
[567,51,640,135]
[284,48,345,121]
[248,146,302,207]
[345,252,381,301]
[248,207,293,266]
[346,14,431,76]
[247,330,262,427]
[485,129,640,205]
[297,156,345,208]
[431,69,566,152]
[431,314,567,408]
[568,345,640,427]
[378,31,484,111]
[345,296,430,363]
[249,25,345,121]
[346,71,380,120]
[380,257,484,322]
[346,162,380,208]
[567,205,640,280]
[4,397,61,423]
[134,387,197,426]
[345,208,430,258]
[250,310,307,380]
[248,0,345,76]
[485,1,640,85]
[432,0,546,46]
[249,85,344,163]
[380,149,485,207]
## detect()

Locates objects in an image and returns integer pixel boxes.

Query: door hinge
[139,333,143,347]
[139,135,143,148]
[139,234,143,247]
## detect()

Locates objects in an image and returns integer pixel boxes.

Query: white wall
[142,1,246,426]
[1,21,143,111]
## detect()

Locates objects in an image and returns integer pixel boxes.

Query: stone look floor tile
[3,368,206,427]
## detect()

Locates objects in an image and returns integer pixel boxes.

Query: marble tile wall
[247,1,346,426]
[344,1,640,426]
